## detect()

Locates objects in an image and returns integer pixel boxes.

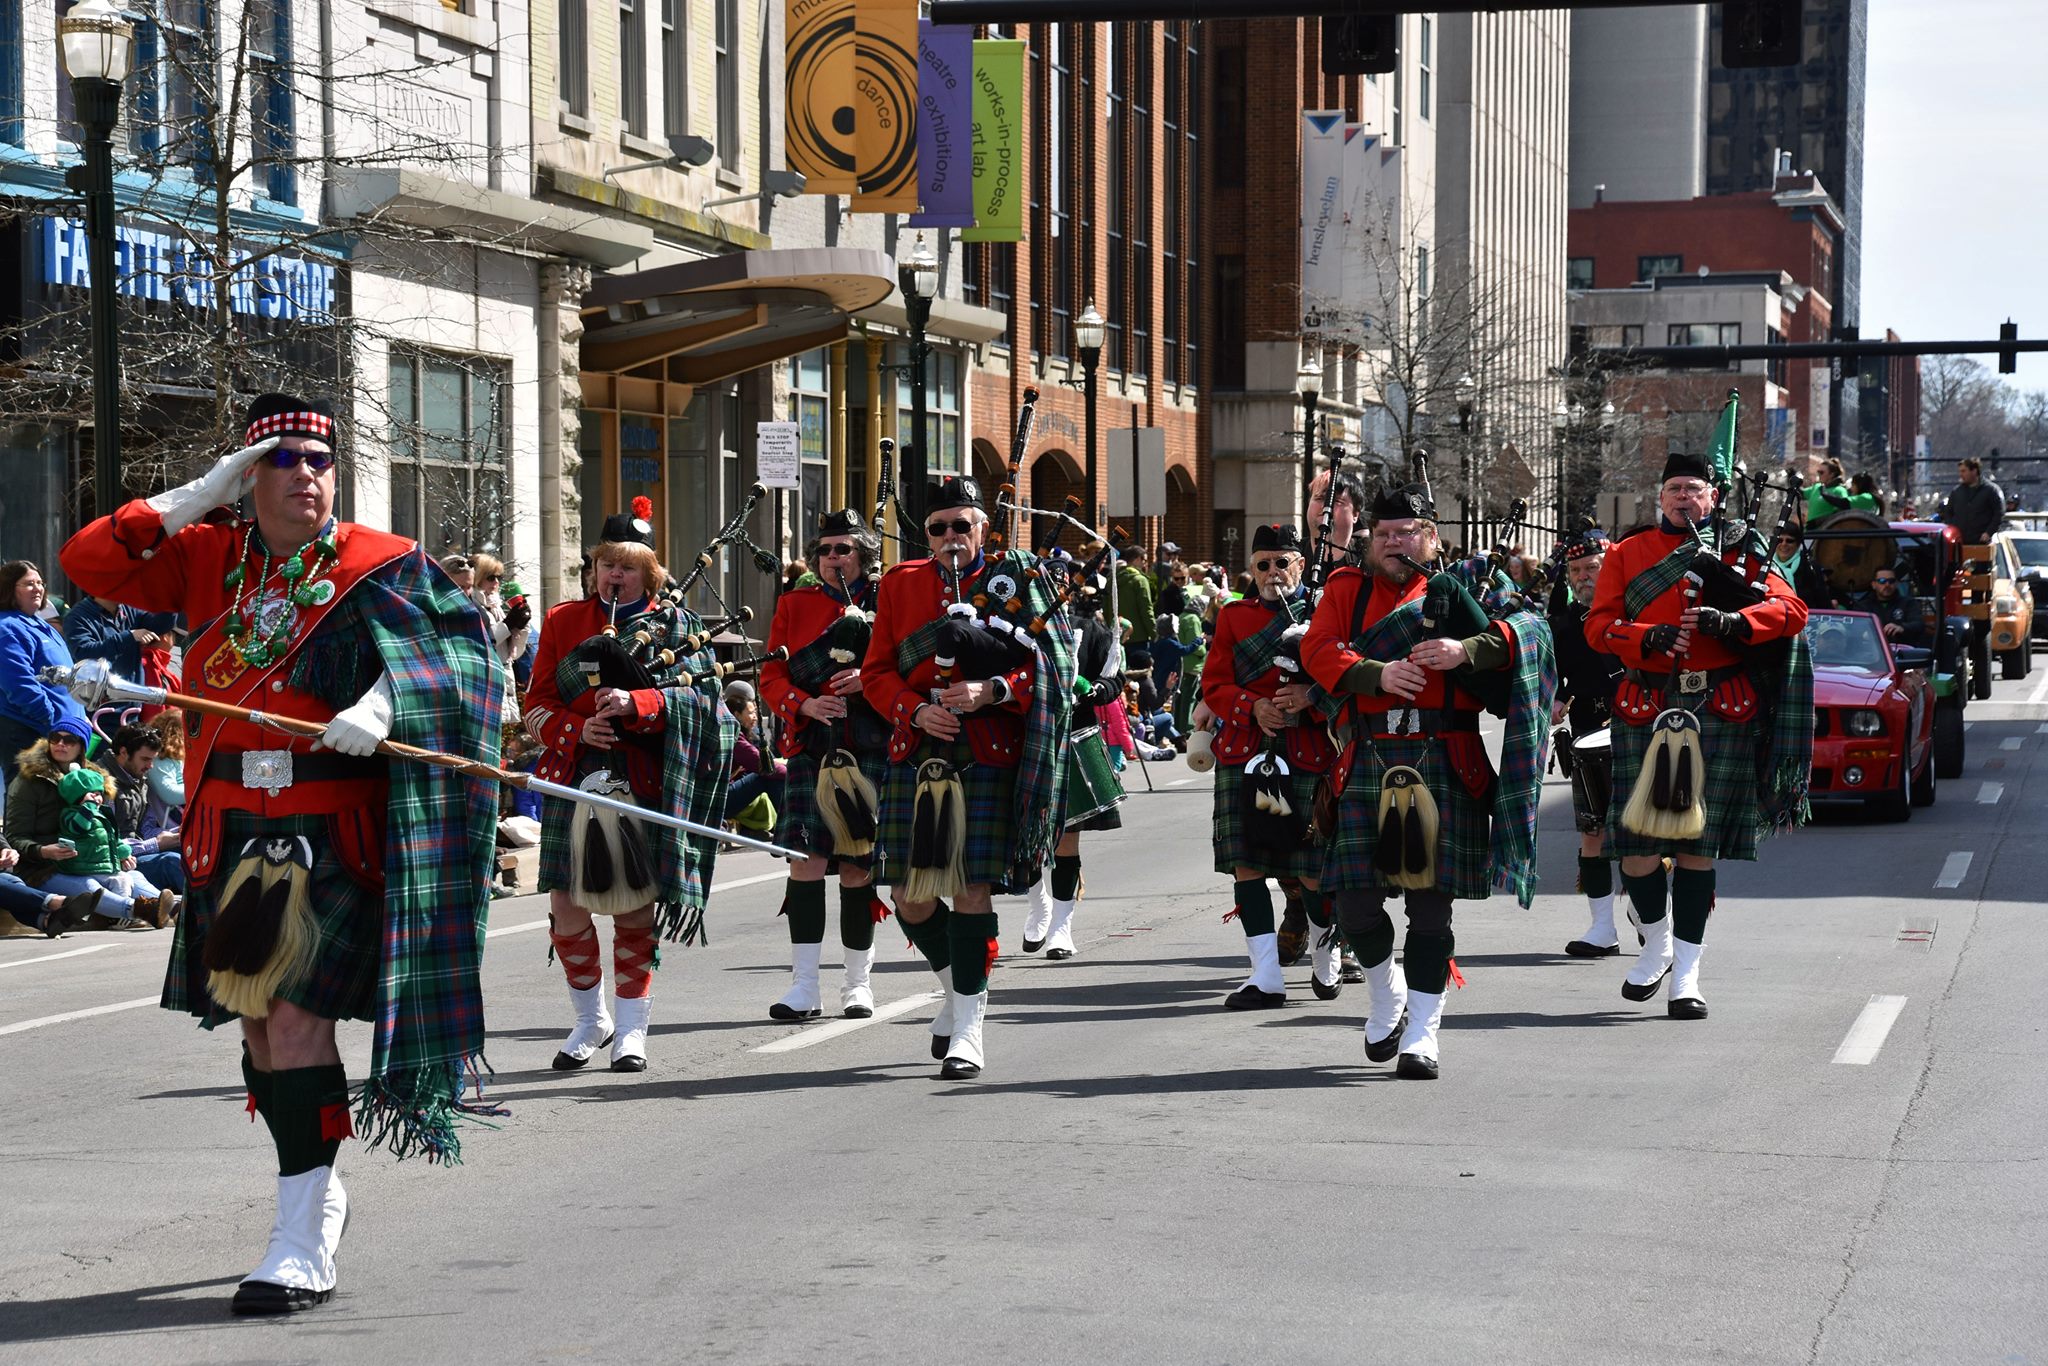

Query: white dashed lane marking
[753,991,942,1054]
[1935,852,1974,890]
[1833,995,1909,1065]
[0,945,113,971]
[2000,736,2025,751]
[1978,782,2005,804]
[0,996,157,1037]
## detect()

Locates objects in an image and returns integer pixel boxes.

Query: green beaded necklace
[222,517,340,669]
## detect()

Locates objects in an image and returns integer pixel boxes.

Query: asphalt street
[4,673,2046,1365]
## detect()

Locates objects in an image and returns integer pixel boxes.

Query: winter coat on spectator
[4,738,105,886]
[0,608,85,751]
[57,767,129,875]
[59,598,177,681]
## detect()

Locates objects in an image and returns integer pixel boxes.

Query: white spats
[556,982,613,1066]
[242,1167,337,1294]
[1627,915,1675,990]
[942,989,988,1075]
[1397,989,1446,1063]
[929,974,956,1041]
[1020,878,1054,947]
[1310,925,1343,990]
[611,992,652,1067]
[1670,938,1705,1005]
[772,942,824,1018]
[1580,893,1618,948]
[1241,932,1285,997]
[1363,955,1408,1044]
[1045,897,1079,956]
[841,945,876,1017]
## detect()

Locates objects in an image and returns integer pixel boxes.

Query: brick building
[957,21,1207,560]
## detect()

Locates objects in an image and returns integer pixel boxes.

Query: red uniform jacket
[1302,567,1481,718]
[761,580,869,760]
[523,596,669,796]
[859,555,1035,767]
[1200,593,1336,772]
[60,501,410,887]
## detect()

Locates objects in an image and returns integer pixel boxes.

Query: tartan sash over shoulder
[1231,594,1308,686]
[1346,564,1556,906]
[345,550,503,1164]
[1623,540,1701,619]
[645,606,738,941]
[891,550,1076,887]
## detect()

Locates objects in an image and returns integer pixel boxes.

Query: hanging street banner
[958,38,1025,243]
[786,0,856,194]
[910,21,976,228]
[1300,111,1346,333]
[1340,123,1402,347]
[853,0,919,211]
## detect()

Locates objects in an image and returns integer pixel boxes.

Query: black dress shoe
[1667,997,1709,1020]
[930,1034,950,1060]
[1565,939,1622,958]
[551,1031,614,1071]
[1224,984,1286,1010]
[1021,937,1047,954]
[1046,946,1076,960]
[1395,1052,1440,1080]
[939,1057,981,1079]
[231,1281,333,1315]
[610,1055,647,1072]
[768,1003,823,1022]
[1621,966,1671,1002]
[843,1003,874,1020]
[1365,1012,1407,1063]
[1311,975,1341,1001]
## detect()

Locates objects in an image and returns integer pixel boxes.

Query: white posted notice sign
[756,421,801,489]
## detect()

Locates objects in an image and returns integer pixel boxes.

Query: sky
[1860,0,2048,390]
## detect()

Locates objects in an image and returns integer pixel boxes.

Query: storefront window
[388,347,507,555]
[788,348,830,530]
[895,345,962,474]
[0,427,76,597]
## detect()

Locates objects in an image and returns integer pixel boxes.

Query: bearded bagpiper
[1301,484,1556,1079]
[1583,436,1813,1020]
[1547,525,1629,957]
[523,505,735,1073]
[759,508,891,1019]
[1198,523,1345,1008]
[60,393,502,1314]
[859,477,1074,1078]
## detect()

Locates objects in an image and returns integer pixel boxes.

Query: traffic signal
[1721,1,1801,68]
[1323,15,1398,76]
[1999,319,2019,375]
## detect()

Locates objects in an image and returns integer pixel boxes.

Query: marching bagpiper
[1199,524,1344,1009]
[60,393,502,1314]
[523,505,734,1072]
[1302,484,1555,1078]
[1583,445,1812,1019]
[1547,527,1628,957]
[759,508,891,1019]
[860,477,1073,1078]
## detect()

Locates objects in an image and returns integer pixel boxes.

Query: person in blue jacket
[61,595,179,682]
[0,561,87,785]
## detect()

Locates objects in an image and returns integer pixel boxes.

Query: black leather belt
[206,750,386,793]
[1625,664,1743,695]
[1368,709,1480,740]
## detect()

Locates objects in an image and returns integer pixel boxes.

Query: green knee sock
[783,879,828,945]
[1622,868,1670,925]
[1233,878,1276,938]
[1049,852,1083,902]
[838,883,878,952]
[1402,930,1456,995]
[948,912,999,995]
[269,1063,351,1177]
[903,904,953,972]
[1579,855,1614,900]
[1302,888,1332,930]
[1671,866,1715,944]
[241,1046,280,1147]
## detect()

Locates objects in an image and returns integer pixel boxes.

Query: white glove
[145,437,281,535]
[314,673,394,756]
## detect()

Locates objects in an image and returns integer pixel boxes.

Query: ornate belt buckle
[1390,706,1421,735]
[1679,669,1709,695]
[241,749,294,795]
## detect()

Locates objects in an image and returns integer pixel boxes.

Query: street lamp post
[1074,301,1106,528]
[898,233,940,553]
[1552,399,1575,539]
[59,0,135,519]
[1297,353,1322,532]
[1454,371,1476,554]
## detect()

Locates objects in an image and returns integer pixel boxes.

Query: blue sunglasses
[265,445,336,472]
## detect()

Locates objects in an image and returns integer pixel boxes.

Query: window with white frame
[388,349,510,556]
[661,0,688,141]
[559,0,590,118]
[247,0,294,203]
[128,0,217,178]
[715,0,739,170]
[1419,16,1432,122]
[618,0,646,137]
[0,4,22,147]
[788,349,830,536]
[897,348,962,475]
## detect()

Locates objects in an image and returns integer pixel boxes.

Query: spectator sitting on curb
[106,724,185,895]
[0,840,101,937]
[57,766,177,923]
[721,680,786,835]
[61,595,178,685]
[4,717,156,929]
[141,710,186,837]
[0,561,87,786]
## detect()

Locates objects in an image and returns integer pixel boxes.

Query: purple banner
[910,21,975,228]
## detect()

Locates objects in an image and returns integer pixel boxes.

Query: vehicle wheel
[1911,742,1937,807]
[1934,699,1967,779]
[1972,636,1995,698]
[1871,753,1912,822]
[2001,641,2029,680]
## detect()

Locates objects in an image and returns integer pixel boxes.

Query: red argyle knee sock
[614,924,658,1000]
[551,923,604,991]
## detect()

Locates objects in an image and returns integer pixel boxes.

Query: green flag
[1708,389,1740,486]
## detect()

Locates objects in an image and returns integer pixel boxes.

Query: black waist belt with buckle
[1624,664,1744,695]
[205,750,387,788]
[1367,710,1481,740]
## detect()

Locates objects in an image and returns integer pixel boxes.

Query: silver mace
[42,662,806,862]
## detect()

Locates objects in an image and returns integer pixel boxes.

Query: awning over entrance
[581,248,896,380]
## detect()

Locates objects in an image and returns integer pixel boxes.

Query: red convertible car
[1805,609,1937,819]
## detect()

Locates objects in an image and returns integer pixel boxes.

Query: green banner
[958,38,1024,243]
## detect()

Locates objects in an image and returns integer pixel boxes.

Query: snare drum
[1064,725,1127,828]
[1567,725,1614,832]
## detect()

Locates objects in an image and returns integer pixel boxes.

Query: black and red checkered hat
[243,393,336,447]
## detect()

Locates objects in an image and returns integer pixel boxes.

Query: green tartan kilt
[163,814,381,1028]
[1607,707,1760,861]
[1320,736,1497,899]
[1212,763,1324,879]
[779,744,891,867]
[536,753,659,893]
[874,751,1026,894]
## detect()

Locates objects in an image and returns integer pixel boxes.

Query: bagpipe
[986,385,1041,555]
[555,594,786,741]
[810,563,884,863]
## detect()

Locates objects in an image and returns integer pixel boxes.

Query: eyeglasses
[817,543,857,558]
[1873,576,1898,585]
[266,446,336,472]
[925,519,975,538]
[47,734,82,746]
[1252,557,1297,573]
